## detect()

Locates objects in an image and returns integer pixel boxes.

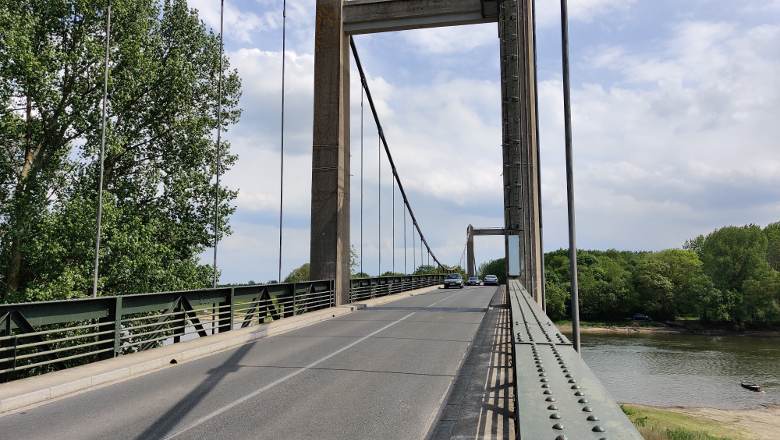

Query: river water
[565,331,780,409]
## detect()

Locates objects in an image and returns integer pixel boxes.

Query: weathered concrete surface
[343,0,495,35]
[311,0,351,305]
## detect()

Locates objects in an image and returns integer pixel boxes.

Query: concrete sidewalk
[0,285,441,415]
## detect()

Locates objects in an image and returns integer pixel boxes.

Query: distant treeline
[481,222,780,328]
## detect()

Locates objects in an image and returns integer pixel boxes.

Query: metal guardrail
[0,274,445,383]
[0,280,335,382]
[349,274,445,302]
[506,280,642,440]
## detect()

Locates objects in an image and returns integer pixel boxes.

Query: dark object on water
[741,381,761,391]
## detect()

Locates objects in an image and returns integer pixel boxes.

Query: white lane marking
[163,312,416,440]
[427,289,468,308]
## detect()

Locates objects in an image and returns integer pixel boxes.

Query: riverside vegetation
[480,222,780,329]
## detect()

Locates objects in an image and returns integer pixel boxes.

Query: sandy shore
[555,323,780,338]
[624,403,780,440]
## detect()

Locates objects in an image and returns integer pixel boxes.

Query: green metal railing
[0,280,335,382]
[506,280,642,439]
[0,274,445,383]
[349,274,444,303]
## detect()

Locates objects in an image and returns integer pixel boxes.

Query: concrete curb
[0,284,441,415]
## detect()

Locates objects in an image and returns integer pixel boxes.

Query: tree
[1,0,241,302]
[477,258,506,284]
[764,222,780,272]
[699,225,780,324]
[284,263,310,283]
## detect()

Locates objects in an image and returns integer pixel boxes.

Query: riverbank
[620,403,780,440]
[555,321,780,338]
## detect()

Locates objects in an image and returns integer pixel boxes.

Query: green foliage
[413,264,436,275]
[1,0,241,302]
[476,258,506,284]
[283,263,310,283]
[541,222,780,326]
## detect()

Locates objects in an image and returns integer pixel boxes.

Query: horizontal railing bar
[1,347,115,374]
[14,330,115,350]
[14,339,110,361]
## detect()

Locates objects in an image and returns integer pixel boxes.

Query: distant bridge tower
[310,0,543,307]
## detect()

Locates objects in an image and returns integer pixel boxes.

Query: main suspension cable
[350,39,445,270]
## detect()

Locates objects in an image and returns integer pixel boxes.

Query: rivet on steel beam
[578,398,588,404]
[540,378,549,382]
[552,423,565,430]
[587,415,600,421]
[550,413,562,419]
[562,369,570,373]
[539,373,547,377]
[592,425,606,432]
[574,391,585,396]
[537,368,545,372]
[568,379,577,383]
[571,385,582,389]
[543,390,553,394]
[555,436,568,440]
[547,404,559,410]
[582,406,594,412]
[545,397,556,402]
[565,374,573,378]
[542,384,550,388]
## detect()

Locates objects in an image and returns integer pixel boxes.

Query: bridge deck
[0,286,504,439]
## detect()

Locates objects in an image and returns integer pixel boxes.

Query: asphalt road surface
[0,286,498,440]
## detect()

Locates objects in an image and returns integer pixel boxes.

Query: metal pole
[532,0,547,312]
[213,0,225,288]
[560,0,580,353]
[277,0,286,283]
[392,175,395,275]
[361,87,364,277]
[378,134,381,276]
[92,0,111,298]
[403,203,406,274]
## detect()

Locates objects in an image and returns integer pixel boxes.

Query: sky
[186,0,780,284]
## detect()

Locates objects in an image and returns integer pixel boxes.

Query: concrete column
[311,0,351,305]
[467,225,475,277]
[499,0,542,305]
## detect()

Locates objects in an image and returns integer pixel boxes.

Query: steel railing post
[113,296,123,357]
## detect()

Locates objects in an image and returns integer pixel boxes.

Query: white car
[483,275,499,286]
[443,273,464,289]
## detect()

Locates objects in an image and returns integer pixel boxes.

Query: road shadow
[134,343,254,440]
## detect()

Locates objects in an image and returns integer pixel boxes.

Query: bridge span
[1,285,515,439]
[0,279,640,439]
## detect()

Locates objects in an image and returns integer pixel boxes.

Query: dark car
[467,277,481,286]
[443,273,464,289]
[632,313,650,321]
[483,275,499,286]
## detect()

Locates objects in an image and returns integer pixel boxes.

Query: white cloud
[535,0,637,28]
[187,0,271,43]
[537,19,780,250]
[400,25,496,54]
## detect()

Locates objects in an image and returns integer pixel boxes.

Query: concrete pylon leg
[310,0,350,305]
[499,0,543,306]
[467,225,475,277]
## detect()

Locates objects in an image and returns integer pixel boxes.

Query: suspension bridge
[0,0,643,438]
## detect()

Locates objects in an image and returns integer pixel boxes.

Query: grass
[620,404,746,440]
